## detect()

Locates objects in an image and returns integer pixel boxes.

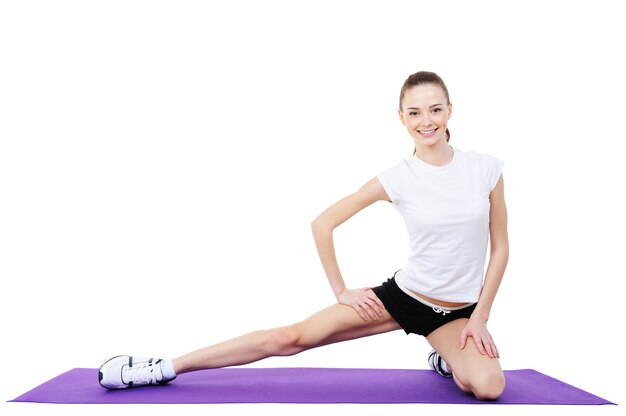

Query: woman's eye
[409,111,418,116]
[432,108,441,113]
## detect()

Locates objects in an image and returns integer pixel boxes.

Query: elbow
[310,217,324,232]
[491,241,509,252]
[310,215,320,230]
[490,243,509,262]
[490,234,509,254]
[311,216,333,235]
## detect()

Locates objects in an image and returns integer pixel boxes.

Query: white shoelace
[122,359,162,386]
[432,306,451,316]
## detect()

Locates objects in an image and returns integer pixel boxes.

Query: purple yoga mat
[9,367,614,405]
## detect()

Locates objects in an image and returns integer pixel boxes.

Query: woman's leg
[426,318,505,400]
[174,290,401,374]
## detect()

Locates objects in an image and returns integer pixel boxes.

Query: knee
[471,369,506,401]
[268,325,304,356]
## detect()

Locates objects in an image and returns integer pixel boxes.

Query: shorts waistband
[393,270,474,312]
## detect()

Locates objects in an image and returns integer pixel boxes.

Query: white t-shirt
[377,148,504,302]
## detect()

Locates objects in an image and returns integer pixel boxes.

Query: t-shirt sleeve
[376,162,405,206]
[478,153,505,192]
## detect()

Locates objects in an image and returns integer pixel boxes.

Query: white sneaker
[99,355,176,390]
[427,349,453,378]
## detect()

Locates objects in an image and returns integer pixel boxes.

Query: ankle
[172,357,188,375]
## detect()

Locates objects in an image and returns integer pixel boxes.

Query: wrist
[333,286,346,299]
[471,308,490,322]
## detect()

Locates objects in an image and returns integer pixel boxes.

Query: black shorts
[371,271,477,336]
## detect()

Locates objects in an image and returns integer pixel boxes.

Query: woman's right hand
[336,288,386,321]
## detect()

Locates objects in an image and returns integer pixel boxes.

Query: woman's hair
[399,71,451,154]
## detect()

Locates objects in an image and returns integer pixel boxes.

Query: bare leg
[426,318,505,400]
[174,291,401,374]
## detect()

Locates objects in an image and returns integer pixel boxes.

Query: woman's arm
[460,174,509,357]
[311,177,390,320]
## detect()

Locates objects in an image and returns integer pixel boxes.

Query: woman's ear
[398,109,406,126]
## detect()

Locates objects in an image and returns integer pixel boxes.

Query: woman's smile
[418,128,438,138]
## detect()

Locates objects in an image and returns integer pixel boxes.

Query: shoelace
[122,359,162,386]
[432,306,451,316]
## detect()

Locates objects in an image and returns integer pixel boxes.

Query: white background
[1,1,624,415]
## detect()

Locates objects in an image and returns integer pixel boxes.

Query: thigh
[426,318,502,380]
[293,291,401,348]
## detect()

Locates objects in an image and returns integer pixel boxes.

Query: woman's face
[398,83,452,149]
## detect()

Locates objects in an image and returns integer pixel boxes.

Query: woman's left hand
[459,316,500,359]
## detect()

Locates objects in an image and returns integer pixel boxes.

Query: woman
[99,71,508,401]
